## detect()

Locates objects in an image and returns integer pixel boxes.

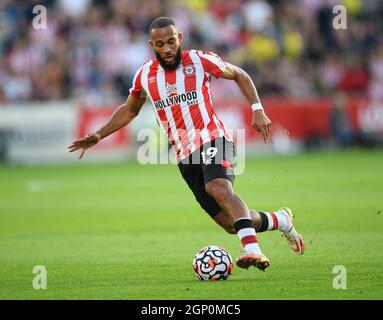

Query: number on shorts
[201,147,218,165]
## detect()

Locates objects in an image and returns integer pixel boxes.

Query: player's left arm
[221,62,271,143]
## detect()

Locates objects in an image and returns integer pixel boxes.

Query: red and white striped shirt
[129,50,232,160]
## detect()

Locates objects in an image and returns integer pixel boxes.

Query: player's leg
[213,209,256,234]
[250,209,291,233]
[199,137,269,270]
[213,208,288,233]
[252,208,304,254]
[212,210,236,234]
[204,178,269,270]
[214,208,304,255]
[178,137,269,270]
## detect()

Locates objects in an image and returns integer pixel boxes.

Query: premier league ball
[192,245,233,281]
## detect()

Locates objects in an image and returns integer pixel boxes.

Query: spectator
[329,92,355,148]
[0,0,382,103]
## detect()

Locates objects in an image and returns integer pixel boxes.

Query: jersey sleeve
[129,67,147,98]
[196,51,227,79]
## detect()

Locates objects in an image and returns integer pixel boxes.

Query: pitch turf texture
[0,150,382,300]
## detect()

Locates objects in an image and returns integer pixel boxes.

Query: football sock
[234,217,263,255]
[258,210,289,232]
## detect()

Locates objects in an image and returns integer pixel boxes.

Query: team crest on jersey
[183,64,195,77]
[166,82,178,96]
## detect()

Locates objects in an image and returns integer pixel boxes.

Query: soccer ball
[192,245,233,281]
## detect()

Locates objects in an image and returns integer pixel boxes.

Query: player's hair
[149,17,176,33]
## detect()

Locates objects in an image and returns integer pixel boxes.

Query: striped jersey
[129,50,232,160]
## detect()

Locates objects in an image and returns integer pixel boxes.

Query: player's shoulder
[186,50,222,66]
[138,59,156,70]
[191,49,221,59]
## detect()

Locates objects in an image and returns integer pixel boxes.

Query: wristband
[95,130,102,140]
[251,102,263,111]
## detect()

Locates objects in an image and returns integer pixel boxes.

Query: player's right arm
[196,51,271,143]
[68,94,146,159]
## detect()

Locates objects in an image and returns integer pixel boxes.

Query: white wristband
[251,102,263,111]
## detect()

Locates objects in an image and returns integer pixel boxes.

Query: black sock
[258,212,269,232]
[234,217,253,232]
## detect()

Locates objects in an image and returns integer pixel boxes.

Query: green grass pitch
[0,150,382,299]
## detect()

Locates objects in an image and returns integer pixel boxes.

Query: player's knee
[205,181,232,203]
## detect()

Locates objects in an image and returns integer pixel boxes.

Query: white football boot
[279,207,305,255]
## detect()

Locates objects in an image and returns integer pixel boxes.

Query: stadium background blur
[0,0,383,165]
[1,0,383,102]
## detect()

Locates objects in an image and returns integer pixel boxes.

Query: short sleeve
[197,51,227,78]
[129,67,147,98]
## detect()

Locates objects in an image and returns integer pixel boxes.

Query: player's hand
[68,132,102,159]
[251,109,272,143]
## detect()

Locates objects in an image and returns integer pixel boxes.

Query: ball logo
[183,65,195,77]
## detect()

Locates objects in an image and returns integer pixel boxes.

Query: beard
[156,48,182,71]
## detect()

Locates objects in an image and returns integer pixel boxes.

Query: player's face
[149,25,183,70]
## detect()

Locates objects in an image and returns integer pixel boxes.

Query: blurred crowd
[1,0,383,105]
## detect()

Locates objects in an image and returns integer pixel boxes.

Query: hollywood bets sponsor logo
[154,91,198,110]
